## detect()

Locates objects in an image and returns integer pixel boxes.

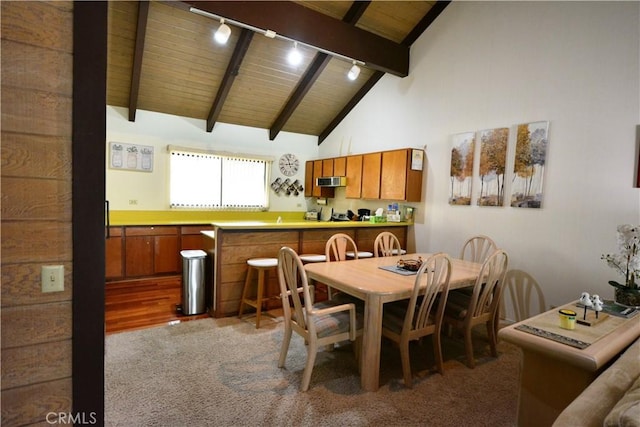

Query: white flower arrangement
[601,224,639,289]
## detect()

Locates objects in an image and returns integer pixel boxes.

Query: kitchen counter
[211,220,412,230]
[108,210,306,226]
[209,222,411,318]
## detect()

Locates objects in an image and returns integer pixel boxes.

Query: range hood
[316,176,347,187]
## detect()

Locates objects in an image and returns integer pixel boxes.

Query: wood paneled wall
[1,2,74,425]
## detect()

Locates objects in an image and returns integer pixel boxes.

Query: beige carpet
[105,311,520,426]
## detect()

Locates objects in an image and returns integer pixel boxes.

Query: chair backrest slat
[325,233,358,262]
[460,235,497,264]
[373,231,402,257]
[469,249,509,320]
[406,253,452,332]
[278,246,313,330]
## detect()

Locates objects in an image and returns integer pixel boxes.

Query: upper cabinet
[304,160,313,197]
[333,157,346,176]
[361,152,382,199]
[345,155,363,199]
[380,149,423,202]
[307,159,335,198]
[306,147,423,202]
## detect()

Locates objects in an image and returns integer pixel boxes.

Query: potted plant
[602,224,640,307]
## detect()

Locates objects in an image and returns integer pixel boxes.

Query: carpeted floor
[105,311,520,426]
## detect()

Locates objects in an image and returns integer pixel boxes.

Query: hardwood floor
[106,275,209,334]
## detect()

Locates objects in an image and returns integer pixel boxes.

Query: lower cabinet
[124,227,179,277]
[105,227,124,280]
[106,225,215,281]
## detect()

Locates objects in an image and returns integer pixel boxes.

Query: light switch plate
[42,265,64,293]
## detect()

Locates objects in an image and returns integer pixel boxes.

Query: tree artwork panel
[477,127,509,206]
[511,121,549,208]
[449,132,475,205]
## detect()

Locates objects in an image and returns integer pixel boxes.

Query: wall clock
[279,153,299,176]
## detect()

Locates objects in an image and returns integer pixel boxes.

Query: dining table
[304,252,483,392]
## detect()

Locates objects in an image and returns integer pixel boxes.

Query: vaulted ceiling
[107,1,450,144]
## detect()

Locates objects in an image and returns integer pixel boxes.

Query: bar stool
[238,257,278,328]
[346,250,373,259]
[299,254,327,301]
[299,254,327,263]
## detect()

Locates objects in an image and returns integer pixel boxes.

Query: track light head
[288,42,302,66]
[214,19,231,44]
[347,61,360,81]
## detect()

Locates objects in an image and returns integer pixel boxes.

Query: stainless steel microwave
[316,176,347,187]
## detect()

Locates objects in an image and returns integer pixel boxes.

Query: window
[169,147,270,209]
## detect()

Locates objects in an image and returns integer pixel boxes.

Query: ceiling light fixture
[214,18,231,44]
[347,61,361,81]
[189,7,365,71]
[288,42,303,66]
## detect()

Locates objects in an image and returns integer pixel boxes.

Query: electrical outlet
[129,199,138,205]
[42,265,64,293]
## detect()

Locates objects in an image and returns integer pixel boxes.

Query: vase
[613,286,640,307]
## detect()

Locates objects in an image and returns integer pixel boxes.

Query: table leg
[361,294,383,392]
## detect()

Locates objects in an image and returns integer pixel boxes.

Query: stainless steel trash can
[180,250,207,315]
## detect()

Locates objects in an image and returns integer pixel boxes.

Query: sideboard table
[498,301,640,427]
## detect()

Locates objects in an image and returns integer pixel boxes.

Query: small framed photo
[411,149,424,171]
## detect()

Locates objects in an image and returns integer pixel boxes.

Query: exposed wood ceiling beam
[128,0,150,122]
[318,71,384,144]
[268,1,371,141]
[206,28,254,132]
[318,0,452,144]
[180,0,409,77]
[403,1,451,46]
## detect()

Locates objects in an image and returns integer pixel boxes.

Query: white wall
[106,106,319,211]
[319,1,640,311]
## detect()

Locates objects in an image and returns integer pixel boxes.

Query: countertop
[211,220,411,230]
[108,210,412,227]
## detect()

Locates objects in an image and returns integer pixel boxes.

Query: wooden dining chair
[277,246,362,391]
[323,233,360,299]
[325,233,358,262]
[501,269,546,323]
[443,249,509,368]
[373,231,405,257]
[459,235,497,263]
[381,252,452,388]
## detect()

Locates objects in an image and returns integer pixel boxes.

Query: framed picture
[510,121,549,208]
[449,132,475,206]
[109,142,154,172]
[477,127,509,207]
[411,149,424,171]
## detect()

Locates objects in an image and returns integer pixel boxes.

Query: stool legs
[238,266,274,329]
[238,267,254,319]
[255,269,265,329]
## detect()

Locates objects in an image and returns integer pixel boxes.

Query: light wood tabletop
[304,253,482,391]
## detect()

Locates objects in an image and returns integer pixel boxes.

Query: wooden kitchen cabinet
[124,226,179,277]
[304,160,313,197]
[105,226,124,280]
[311,159,335,198]
[333,157,346,176]
[345,155,363,198]
[361,152,382,199]
[180,225,213,251]
[306,148,422,202]
[380,148,423,202]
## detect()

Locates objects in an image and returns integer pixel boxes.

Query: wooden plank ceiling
[107,0,449,144]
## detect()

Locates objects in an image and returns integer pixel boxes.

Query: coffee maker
[357,208,371,221]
